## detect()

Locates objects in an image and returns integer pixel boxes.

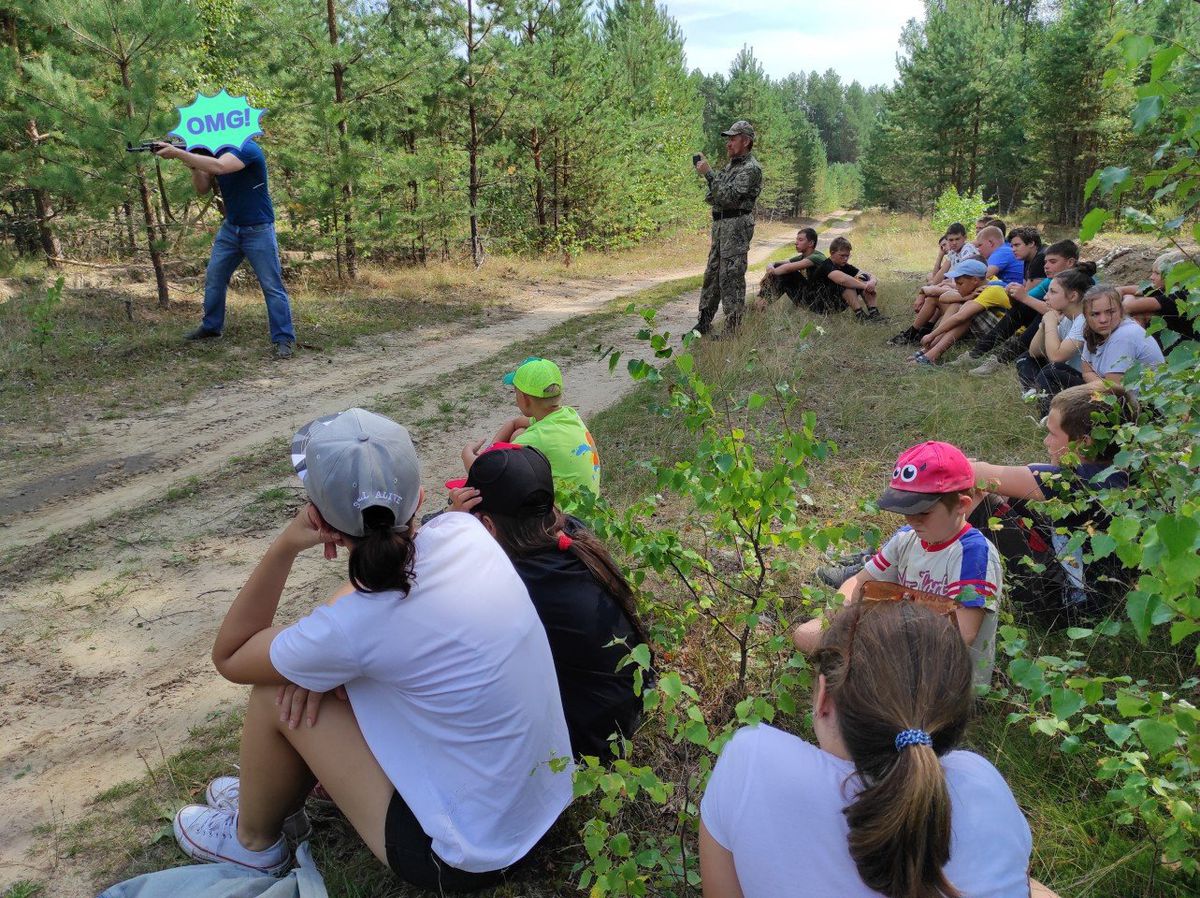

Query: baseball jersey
[866,524,1003,686]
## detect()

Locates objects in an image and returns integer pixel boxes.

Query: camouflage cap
[721,120,755,139]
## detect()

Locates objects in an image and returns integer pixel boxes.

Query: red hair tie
[557,532,573,551]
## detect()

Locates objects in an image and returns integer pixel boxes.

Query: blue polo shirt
[216,140,274,227]
[985,243,1025,285]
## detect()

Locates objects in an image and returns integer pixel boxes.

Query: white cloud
[662,0,925,87]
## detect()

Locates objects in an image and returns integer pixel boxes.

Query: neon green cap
[502,357,563,398]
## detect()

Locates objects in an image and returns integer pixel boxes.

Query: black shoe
[816,562,866,589]
[184,327,221,341]
[274,340,295,359]
[854,309,870,323]
[866,307,887,323]
[690,314,715,337]
[888,327,917,345]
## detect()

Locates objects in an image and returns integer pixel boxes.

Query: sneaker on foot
[204,776,312,841]
[887,328,917,346]
[866,307,887,323]
[854,309,870,323]
[274,340,295,359]
[946,352,977,368]
[816,562,866,589]
[173,805,291,875]
[969,355,1004,376]
[184,327,221,341]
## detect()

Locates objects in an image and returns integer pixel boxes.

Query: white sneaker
[969,355,1003,376]
[205,776,312,841]
[946,352,977,368]
[173,805,291,875]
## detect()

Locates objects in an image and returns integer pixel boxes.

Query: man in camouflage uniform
[693,120,763,337]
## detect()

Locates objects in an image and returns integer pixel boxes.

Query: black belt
[712,209,753,221]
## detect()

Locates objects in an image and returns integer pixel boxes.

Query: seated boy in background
[793,441,1003,687]
[463,356,601,497]
[970,382,1138,624]
[755,227,826,310]
[1118,250,1198,347]
[911,259,1010,367]
[891,223,981,345]
[810,236,885,322]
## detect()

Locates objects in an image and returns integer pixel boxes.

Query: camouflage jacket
[704,153,763,212]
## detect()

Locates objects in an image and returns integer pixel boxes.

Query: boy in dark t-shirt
[1119,251,1197,347]
[971,382,1138,625]
[811,236,884,322]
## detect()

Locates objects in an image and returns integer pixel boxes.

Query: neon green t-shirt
[514,405,601,497]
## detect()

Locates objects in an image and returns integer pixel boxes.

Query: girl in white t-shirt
[1017,263,1095,414]
[701,601,1053,898]
[1079,285,1164,393]
[171,408,573,889]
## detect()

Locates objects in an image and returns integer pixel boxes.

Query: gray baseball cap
[290,408,421,537]
[721,120,755,139]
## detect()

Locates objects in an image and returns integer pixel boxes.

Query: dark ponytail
[815,603,972,898]
[485,508,651,649]
[1052,264,1096,303]
[347,506,417,594]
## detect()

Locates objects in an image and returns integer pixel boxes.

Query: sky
[661,0,926,88]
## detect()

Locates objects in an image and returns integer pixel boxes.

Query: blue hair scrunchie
[895,728,933,751]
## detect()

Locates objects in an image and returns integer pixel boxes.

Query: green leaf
[1105,723,1133,747]
[1051,688,1085,720]
[1079,208,1112,242]
[1151,45,1185,81]
[1094,166,1131,198]
[1132,718,1178,756]
[1156,515,1198,558]
[1065,627,1093,640]
[1132,95,1164,132]
[714,453,734,473]
[1116,690,1149,718]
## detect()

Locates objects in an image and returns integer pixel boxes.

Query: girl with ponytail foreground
[172,409,573,890]
[700,601,1043,897]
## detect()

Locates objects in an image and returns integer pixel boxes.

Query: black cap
[466,445,554,517]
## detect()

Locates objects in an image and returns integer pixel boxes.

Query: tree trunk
[118,58,169,306]
[466,0,484,268]
[327,0,356,280]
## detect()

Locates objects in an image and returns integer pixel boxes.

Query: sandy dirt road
[0,214,855,896]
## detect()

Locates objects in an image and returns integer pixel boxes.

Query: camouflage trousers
[699,214,755,320]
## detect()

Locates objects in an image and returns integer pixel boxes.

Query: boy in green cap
[462,356,601,497]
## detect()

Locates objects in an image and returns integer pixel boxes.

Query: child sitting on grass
[909,259,1010,368]
[1117,250,1198,347]
[793,441,1003,687]
[971,382,1139,624]
[810,236,885,322]
[1075,286,1164,395]
[1015,265,1092,413]
[463,356,601,497]
[890,224,980,346]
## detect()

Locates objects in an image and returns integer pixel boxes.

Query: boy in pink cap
[793,441,1003,686]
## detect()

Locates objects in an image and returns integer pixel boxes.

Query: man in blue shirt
[156,139,296,358]
[973,224,1025,286]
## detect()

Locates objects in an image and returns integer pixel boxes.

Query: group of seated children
[888,218,1180,416]
[163,340,1134,896]
[758,229,885,322]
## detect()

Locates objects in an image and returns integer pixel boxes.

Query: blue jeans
[202,221,295,344]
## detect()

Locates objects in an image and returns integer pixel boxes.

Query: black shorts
[385,790,515,893]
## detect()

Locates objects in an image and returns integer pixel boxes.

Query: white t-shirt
[270,512,574,872]
[701,726,1032,898]
[866,524,1002,686]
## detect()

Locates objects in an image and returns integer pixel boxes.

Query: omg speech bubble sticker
[169,90,265,153]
